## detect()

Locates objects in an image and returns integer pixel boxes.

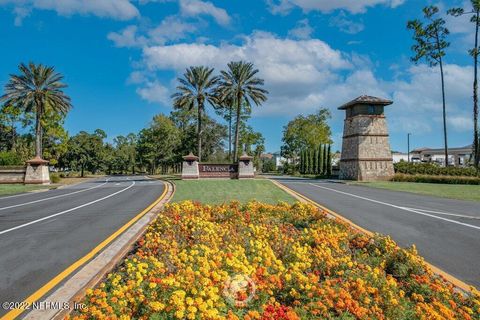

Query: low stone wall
[0,166,27,184]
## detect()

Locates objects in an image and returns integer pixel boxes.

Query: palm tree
[1,62,72,159]
[217,61,268,162]
[172,66,219,162]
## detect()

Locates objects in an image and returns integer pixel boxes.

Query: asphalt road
[0,176,164,318]
[271,177,480,289]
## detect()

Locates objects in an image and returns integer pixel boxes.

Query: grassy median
[352,181,480,202]
[0,184,53,196]
[171,178,296,204]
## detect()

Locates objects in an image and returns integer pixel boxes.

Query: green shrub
[391,173,480,185]
[0,151,22,166]
[394,162,479,176]
[50,173,61,183]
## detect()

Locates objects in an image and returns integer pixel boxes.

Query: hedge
[394,161,480,177]
[391,173,480,185]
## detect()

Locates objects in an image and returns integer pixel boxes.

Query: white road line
[402,207,480,220]
[0,179,111,212]
[0,181,135,236]
[307,183,480,231]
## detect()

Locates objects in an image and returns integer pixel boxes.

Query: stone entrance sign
[338,95,395,181]
[181,152,255,179]
[199,164,238,178]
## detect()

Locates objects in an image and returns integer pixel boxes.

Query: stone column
[238,153,254,179]
[181,152,199,180]
[24,156,50,185]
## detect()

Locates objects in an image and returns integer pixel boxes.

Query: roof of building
[412,145,473,154]
[338,95,393,110]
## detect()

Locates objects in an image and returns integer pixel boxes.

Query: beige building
[339,95,395,181]
[411,145,473,167]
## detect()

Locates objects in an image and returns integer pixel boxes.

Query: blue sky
[0,0,476,153]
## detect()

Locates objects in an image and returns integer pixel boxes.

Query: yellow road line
[270,179,473,292]
[1,182,168,320]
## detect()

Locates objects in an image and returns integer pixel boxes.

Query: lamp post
[407,133,411,163]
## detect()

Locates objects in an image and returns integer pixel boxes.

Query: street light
[407,133,411,163]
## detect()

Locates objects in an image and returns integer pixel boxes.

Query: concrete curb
[269,179,472,293]
[21,180,175,320]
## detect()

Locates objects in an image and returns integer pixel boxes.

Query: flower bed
[70,202,480,320]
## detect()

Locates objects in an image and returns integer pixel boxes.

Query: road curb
[7,180,175,320]
[269,179,473,293]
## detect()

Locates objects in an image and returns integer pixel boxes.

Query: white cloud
[329,12,364,34]
[267,0,405,15]
[0,0,139,24]
[108,25,147,48]
[179,0,230,26]
[148,15,197,44]
[136,81,170,104]
[288,19,314,39]
[133,31,474,140]
[107,16,197,48]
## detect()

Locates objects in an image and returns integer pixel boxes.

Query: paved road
[0,176,164,317]
[271,177,480,289]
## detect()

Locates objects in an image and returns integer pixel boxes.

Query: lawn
[352,181,480,202]
[171,179,296,204]
[0,184,53,196]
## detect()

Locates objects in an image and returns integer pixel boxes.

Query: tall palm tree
[172,66,219,162]
[1,62,72,159]
[217,61,268,162]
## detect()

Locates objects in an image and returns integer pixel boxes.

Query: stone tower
[339,95,395,181]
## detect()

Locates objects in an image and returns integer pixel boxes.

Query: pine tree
[322,144,328,174]
[327,144,332,177]
[318,145,324,176]
[313,147,319,175]
[305,149,310,174]
[301,149,306,174]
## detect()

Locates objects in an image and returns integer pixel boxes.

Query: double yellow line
[270,179,473,292]
[2,183,169,320]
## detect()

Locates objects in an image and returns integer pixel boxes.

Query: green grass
[352,181,480,202]
[171,179,296,204]
[0,184,53,196]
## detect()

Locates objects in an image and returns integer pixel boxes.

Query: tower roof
[338,95,393,110]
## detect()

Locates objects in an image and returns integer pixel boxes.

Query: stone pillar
[181,153,199,180]
[24,156,50,185]
[238,153,254,179]
[338,95,395,181]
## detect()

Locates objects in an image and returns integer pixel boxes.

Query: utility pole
[407,133,411,163]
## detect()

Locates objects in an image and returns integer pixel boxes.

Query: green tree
[448,1,480,168]
[60,129,107,177]
[170,109,227,162]
[113,133,137,174]
[322,144,328,174]
[305,149,310,174]
[137,115,180,174]
[1,62,72,159]
[281,109,332,166]
[217,61,268,162]
[300,149,305,174]
[327,144,332,177]
[408,6,450,166]
[0,104,21,151]
[318,145,324,175]
[313,147,319,174]
[41,108,69,166]
[172,66,219,162]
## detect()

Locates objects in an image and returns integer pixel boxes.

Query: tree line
[0,61,266,175]
[299,144,332,176]
[280,108,333,174]
[408,2,480,168]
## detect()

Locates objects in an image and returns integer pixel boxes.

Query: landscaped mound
[71,202,480,320]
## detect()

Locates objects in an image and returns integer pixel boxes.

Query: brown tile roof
[338,95,393,110]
